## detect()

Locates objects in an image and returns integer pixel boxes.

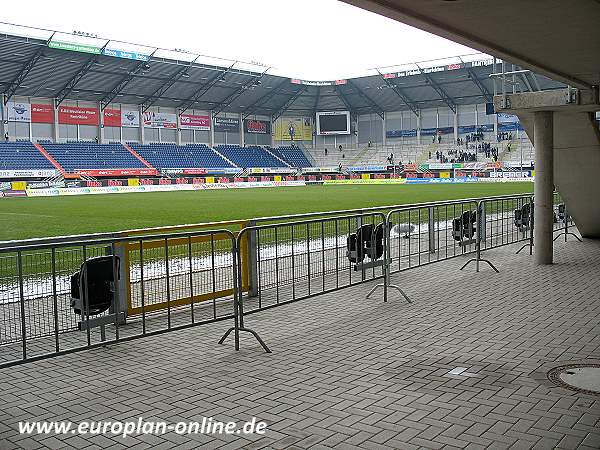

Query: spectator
[4,131,8,141]
[338,144,342,152]
[94,136,99,144]
[437,135,441,144]
[324,148,328,155]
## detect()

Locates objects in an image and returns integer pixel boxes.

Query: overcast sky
[1,0,476,80]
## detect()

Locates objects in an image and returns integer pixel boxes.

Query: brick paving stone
[0,238,599,449]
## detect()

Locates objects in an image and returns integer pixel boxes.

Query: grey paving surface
[0,237,599,449]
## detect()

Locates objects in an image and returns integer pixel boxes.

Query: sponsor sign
[0,169,58,178]
[6,102,31,122]
[274,117,312,141]
[103,108,121,127]
[121,110,140,127]
[244,119,271,134]
[323,179,406,185]
[58,106,99,125]
[49,41,101,54]
[32,104,54,123]
[405,177,480,184]
[347,165,387,172]
[386,129,417,138]
[75,168,158,177]
[497,112,519,124]
[27,180,65,189]
[102,48,149,61]
[290,79,346,86]
[143,111,177,129]
[180,114,210,130]
[490,171,530,178]
[213,117,240,133]
[427,163,454,170]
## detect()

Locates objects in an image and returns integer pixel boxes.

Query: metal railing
[0,193,577,367]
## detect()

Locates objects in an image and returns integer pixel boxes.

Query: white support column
[98,102,104,144]
[533,111,554,265]
[416,111,421,145]
[240,113,245,146]
[382,112,387,146]
[138,105,144,144]
[0,100,6,140]
[453,107,458,143]
[53,99,59,142]
[493,113,499,138]
[176,111,182,146]
[210,112,215,147]
[270,116,274,147]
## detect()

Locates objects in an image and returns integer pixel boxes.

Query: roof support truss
[55,41,109,107]
[464,66,493,103]
[100,50,157,110]
[241,78,289,119]
[345,80,384,120]
[416,64,457,113]
[375,71,420,117]
[178,62,236,114]
[271,85,308,122]
[142,57,200,112]
[211,69,269,117]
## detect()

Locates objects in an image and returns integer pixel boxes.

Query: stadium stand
[41,142,147,172]
[267,145,312,168]
[214,145,289,168]
[129,143,234,169]
[0,141,56,170]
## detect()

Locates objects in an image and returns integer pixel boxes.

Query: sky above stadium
[1,0,476,80]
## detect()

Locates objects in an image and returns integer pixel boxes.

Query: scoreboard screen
[316,111,350,135]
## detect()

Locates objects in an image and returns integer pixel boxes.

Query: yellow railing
[116,220,250,316]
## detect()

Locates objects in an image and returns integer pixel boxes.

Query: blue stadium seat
[0,141,55,171]
[42,142,146,172]
[129,143,234,169]
[214,145,288,168]
[267,145,312,168]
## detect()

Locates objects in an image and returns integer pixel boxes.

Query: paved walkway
[1,237,599,449]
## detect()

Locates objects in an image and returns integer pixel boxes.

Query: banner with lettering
[180,114,210,130]
[58,106,99,125]
[244,119,271,134]
[143,111,177,129]
[6,102,31,122]
[31,104,54,123]
[121,110,140,128]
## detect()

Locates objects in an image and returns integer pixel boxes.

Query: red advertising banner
[59,106,99,125]
[103,108,121,127]
[180,114,210,130]
[75,168,157,177]
[31,104,54,123]
[182,168,208,175]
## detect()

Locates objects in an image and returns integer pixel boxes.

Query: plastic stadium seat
[129,143,234,169]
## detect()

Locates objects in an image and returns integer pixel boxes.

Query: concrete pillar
[382,112,387,147]
[453,108,458,143]
[210,111,215,147]
[98,102,105,144]
[240,113,245,146]
[138,105,145,144]
[176,111,182,146]
[53,99,59,142]
[533,111,554,265]
[0,99,6,140]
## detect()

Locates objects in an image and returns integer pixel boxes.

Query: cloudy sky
[0,0,476,80]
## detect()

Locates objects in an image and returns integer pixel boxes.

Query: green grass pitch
[0,182,533,241]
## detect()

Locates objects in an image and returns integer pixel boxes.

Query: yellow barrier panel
[120,220,249,316]
[440,171,450,178]
[205,176,214,184]
[128,178,140,186]
[361,173,371,180]
[274,175,282,182]
[12,181,27,190]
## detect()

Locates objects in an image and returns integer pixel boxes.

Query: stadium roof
[0,24,565,119]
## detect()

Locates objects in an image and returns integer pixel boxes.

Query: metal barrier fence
[0,192,579,367]
[0,229,237,367]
